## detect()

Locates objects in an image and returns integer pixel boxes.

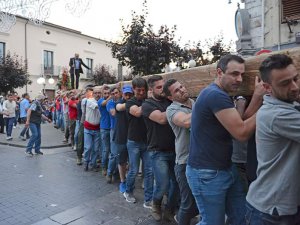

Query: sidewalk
[0,123,70,149]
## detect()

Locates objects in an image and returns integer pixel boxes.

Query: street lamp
[48,77,55,84]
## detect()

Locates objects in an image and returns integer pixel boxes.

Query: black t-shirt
[126,97,147,143]
[142,98,175,151]
[113,98,129,144]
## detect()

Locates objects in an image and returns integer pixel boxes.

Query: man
[2,93,17,140]
[19,93,31,140]
[123,77,153,209]
[112,85,133,192]
[25,95,51,156]
[186,54,263,225]
[69,53,90,89]
[98,87,112,176]
[106,87,122,183]
[83,87,101,171]
[142,75,178,221]
[0,96,4,134]
[68,91,78,150]
[246,54,300,224]
[164,79,198,225]
[62,93,70,143]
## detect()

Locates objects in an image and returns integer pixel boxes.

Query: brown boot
[151,202,162,221]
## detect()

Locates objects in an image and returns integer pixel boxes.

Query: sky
[44,0,243,47]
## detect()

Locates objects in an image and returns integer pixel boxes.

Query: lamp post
[37,76,55,95]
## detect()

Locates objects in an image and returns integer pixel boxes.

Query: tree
[93,64,117,85]
[0,52,29,94]
[109,0,181,76]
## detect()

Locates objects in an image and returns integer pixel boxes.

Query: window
[86,58,93,78]
[43,50,53,74]
[0,42,5,60]
[282,0,300,22]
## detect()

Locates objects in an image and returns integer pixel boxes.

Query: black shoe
[26,151,33,156]
[84,164,89,171]
[35,151,44,155]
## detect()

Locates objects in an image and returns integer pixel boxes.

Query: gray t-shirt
[166,99,194,165]
[246,95,300,216]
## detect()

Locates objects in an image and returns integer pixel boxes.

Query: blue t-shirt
[106,99,116,129]
[98,98,111,129]
[20,99,30,118]
[188,83,234,170]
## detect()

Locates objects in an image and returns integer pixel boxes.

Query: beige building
[0,15,122,99]
[234,0,300,56]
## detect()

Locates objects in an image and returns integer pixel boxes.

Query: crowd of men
[0,53,299,225]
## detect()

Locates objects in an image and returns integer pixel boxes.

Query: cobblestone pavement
[0,128,179,225]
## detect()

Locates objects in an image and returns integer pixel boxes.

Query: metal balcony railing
[41,64,63,76]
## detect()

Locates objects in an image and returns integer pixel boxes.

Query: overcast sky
[46,0,242,46]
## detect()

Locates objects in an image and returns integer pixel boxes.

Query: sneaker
[102,168,107,176]
[13,126,16,129]
[35,151,44,155]
[6,136,12,140]
[26,151,33,156]
[62,139,68,143]
[174,214,179,224]
[119,182,126,193]
[143,201,152,209]
[76,158,82,165]
[123,192,136,203]
[72,146,76,151]
[106,174,112,184]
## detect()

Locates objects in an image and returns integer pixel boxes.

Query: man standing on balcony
[69,53,90,89]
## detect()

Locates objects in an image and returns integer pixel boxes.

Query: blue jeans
[5,117,15,137]
[83,128,101,168]
[151,151,179,211]
[186,164,246,225]
[26,123,41,153]
[246,202,300,225]
[74,120,80,146]
[101,129,110,169]
[107,129,118,176]
[175,164,198,225]
[20,117,30,138]
[126,140,153,202]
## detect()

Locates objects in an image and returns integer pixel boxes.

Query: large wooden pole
[115,47,300,97]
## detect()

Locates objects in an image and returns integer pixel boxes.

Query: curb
[0,142,71,149]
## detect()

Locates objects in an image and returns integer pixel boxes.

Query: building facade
[235,0,300,56]
[0,16,121,99]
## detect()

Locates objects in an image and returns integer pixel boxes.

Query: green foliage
[0,52,29,94]
[93,64,117,85]
[108,0,181,76]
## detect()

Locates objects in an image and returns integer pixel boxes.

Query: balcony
[41,64,63,76]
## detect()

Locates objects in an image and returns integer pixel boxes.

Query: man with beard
[164,79,198,225]
[246,54,300,224]
[142,75,178,222]
[186,54,263,225]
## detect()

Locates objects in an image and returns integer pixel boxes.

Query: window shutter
[282,0,300,22]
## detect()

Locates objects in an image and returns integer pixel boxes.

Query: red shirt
[68,99,78,120]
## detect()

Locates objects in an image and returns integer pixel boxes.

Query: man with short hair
[142,75,178,221]
[3,94,17,140]
[83,87,101,171]
[19,93,31,140]
[25,95,51,155]
[69,53,90,89]
[164,79,198,225]
[246,54,300,224]
[123,78,154,209]
[186,54,263,225]
[98,87,112,176]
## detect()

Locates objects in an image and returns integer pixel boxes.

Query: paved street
[0,124,177,225]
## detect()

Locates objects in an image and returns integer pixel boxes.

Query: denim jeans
[83,128,101,167]
[101,129,110,169]
[26,123,41,153]
[74,120,80,146]
[126,140,153,202]
[246,202,300,225]
[174,164,198,225]
[107,129,118,176]
[186,164,246,225]
[20,117,30,138]
[5,117,15,137]
[151,151,179,211]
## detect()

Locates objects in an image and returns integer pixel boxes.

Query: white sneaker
[6,136,12,140]
[72,146,76,151]
[123,192,136,203]
[13,126,16,129]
